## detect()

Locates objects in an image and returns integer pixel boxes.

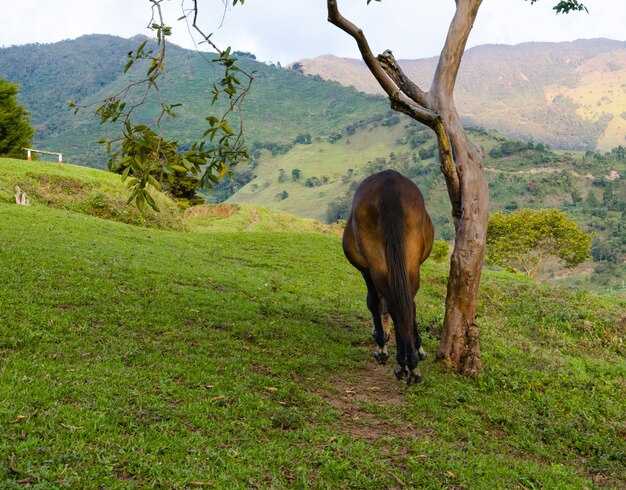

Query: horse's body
[343,170,434,384]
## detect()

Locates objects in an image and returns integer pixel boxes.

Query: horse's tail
[378,196,413,345]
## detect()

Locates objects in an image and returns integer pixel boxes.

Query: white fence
[22,147,63,166]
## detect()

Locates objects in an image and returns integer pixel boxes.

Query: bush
[430,239,450,263]
[326,196,351,223]
[294,133,311,145]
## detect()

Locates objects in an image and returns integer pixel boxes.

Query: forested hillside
[0,35,387,167]
[1,36,625,168]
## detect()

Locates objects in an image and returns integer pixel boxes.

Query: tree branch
[432,0,483,100]
[377,50,430,108]
[434,119,462,217]
[327,0,437,125]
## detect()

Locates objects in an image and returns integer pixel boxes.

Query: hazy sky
[2,0,625,64]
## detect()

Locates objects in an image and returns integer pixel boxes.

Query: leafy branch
[526,0,588,13]
[69,0,253,211]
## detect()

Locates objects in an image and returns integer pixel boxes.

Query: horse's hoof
[394,364,407,380]
[418,347,427,361]
[373,350,389,365]
[406,368,423,385]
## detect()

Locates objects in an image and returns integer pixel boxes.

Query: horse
[343,170,434,384]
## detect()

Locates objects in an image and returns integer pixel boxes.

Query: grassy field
[1,158,625,488]
[228,123,409,220]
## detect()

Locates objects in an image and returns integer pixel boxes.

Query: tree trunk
[436,123,489,375]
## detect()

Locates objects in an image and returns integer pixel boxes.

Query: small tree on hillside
[0,79,35,158]
[110,126,203,209]
[430,239,451,264]
[486,208,591,277]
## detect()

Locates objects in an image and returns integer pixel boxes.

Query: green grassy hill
[222,120,626,292]
[225,123,626,224]
[0,158,183,230]
[0,158,341,236]
[1,158,625,488]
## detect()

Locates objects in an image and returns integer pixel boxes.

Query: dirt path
[484,166,620,181]
[246,208,260,230]
[315,355,428,441]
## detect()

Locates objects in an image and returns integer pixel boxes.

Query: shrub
[430,239,450,263]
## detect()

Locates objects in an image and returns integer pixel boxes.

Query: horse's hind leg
[363,273,389,365]
[380,297,392,345]
[412,301,427,361]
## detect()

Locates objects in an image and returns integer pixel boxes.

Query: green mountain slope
[1,160,625,487]
[223,122,625,291]
[0,35,388,167]
[1,36,625,170]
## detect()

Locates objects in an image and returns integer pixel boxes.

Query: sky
[1,0,625,64]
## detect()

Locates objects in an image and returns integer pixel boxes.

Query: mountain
[0,34,388,167]
[1,36,624,169]
[220,121,625,291]
[292,39,626,151]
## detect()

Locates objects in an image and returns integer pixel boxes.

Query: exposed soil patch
[316,352,428,441]
[26,174,91,203]
[184,203,239,219]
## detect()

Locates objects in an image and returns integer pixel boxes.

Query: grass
[229,124,409,221]
[1,159,625,488]
[184,203,342,235]
[0,158,183,230]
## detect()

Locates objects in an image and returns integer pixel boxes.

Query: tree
[486,209,591,277]
[0,79,35,158]
[294,133,312,145]
[430,239,451,264]
[72,0,253,211]
[326,0,587,375]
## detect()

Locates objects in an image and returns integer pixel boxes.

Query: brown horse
[343,170,434,384]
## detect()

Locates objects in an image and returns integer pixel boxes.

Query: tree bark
[328,0,488,375]
[436,116,488,375]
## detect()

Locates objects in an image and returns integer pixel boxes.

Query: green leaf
[126,177,140,188]
[144,190,160,212]
[121,165,131,182]
[147,60,158,76]
[124,59,134,73]
[147,174,162,190]
[137,40,148,55]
